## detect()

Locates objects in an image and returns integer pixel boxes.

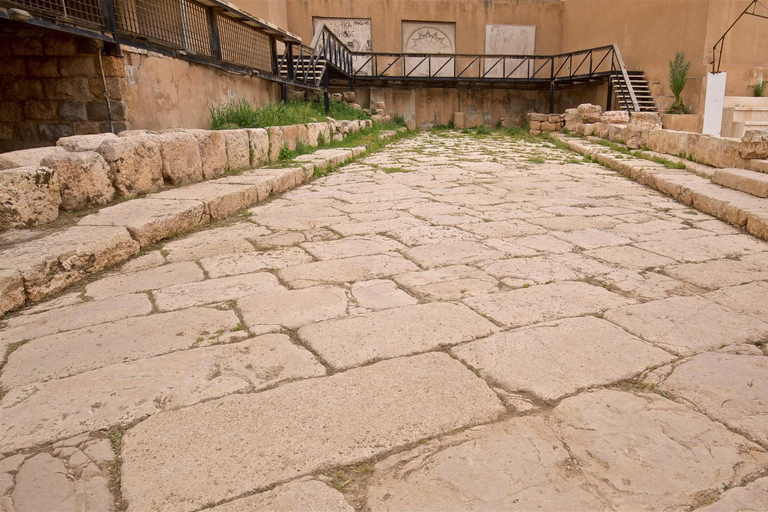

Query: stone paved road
[2,131,768,511]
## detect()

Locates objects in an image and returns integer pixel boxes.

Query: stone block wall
[527,113,565,134]
[0,19,129,153]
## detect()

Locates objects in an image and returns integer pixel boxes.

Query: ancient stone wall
[0,20,128,153]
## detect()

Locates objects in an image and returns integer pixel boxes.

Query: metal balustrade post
[102,0,122,56]
[286,43,295,80]
[208,7,222,61]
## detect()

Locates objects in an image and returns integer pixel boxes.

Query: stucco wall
[283,0,564,55]
[122,48,280,131]
[231,0,289,29]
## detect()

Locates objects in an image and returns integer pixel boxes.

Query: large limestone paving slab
[0,334,325,452]
[457,220,547,238]
[237,286,348,330]
[553,227,632,249]
[663,252,768,289]
[705,281,768,319]
[10,452,112,512]
[479,253,614,285]
[635,234,767,262]
[393,265,499,300]
[153,273,283,311]
[84,261,204,299]
[386,225,482,246]
[555,390,768,509]
[351,280,418,310]
[301,235,406,260]
[584,245,677,268]
[404,241,504,269]
[697,477,768,512]
[162,223,270,262]
[452,316,674,400]
[120,353,505,512]
[464,281,634,328]
[299,302,497,369]
[594,268,703,302]
[200,247,313,278]
[655,353,768,445]
[209,480,353,512]
[78,198,208,247]
[0,293,152,347]
[152,181,261,221]
[604,295,768,356]
[0,225,139,303]
[366,389,768,511]
[366,416,606,512]
[277,254,419,288]
[1,306,244,388]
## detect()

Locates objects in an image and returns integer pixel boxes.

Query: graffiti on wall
[402,22,456,77]
[313,17,372,74]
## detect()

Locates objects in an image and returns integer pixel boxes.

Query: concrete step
[557,135,768,241]
[712,168,768,198]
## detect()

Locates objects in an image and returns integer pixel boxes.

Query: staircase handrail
[610,44,640,112]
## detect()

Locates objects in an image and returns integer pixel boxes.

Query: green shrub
[668,51,691,114]
[749,78,766,98]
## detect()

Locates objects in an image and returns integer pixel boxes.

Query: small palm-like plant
[749,78,766,97]
[668,51,691,114]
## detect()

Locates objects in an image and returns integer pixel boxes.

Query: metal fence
[2,0,292,76]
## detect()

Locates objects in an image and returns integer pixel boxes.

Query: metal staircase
[278,54,327,86]
[611,72,657,111]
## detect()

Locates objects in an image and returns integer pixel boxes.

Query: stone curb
[556,134,768,242]
[0,119,375,231]
[0,141,390,315]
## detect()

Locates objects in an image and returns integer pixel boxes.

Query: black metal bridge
[278,23,650,113]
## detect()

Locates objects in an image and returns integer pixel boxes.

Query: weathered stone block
[577,103,602,123]
[374,101,386,110]
[540,122,557,132]
[23,101,58,121]
[0,225,139,302]
[0,102,24,123]
[73,121,101,135]
[100,56,125,77]
[601,111,630,124]
[97,135,163,197]
[577,123,595,136]
[343,91,356,102]
[59,56,97,77]
[220,129,250,171]
[40,151,115,210]
[296,124,309,146]
[86,100,125,121]
[27,58,59,78]
[527,113,549,123]
[42,38,77,56]
[740,129,768,159]
[0,166,61,229]
[182,129,227,179]
[625,111,662,149]
[306,122,330,147]
[154,132,204,186]
[44,78,92,101]
[39,123,73,141]
[287,90,305,101]
[267,126,284,162]
[58,101,87,122]
[0,146,66,170]
[563,109,581,131]
[331,93,343,102]
[280,125,299,151]
[57,132,118,152]
[0,269,25,315]
[79,198,208,247]
[246,128,269,166]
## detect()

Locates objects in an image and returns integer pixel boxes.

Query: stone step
[120,353,505,512]
[0,144,374,315]
[558,136,768,241]
[712,168,768,198]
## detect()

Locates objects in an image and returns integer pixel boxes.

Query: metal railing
[0,0,308,85]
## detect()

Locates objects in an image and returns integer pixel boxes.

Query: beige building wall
[283,0,564,55]
[123,49,279,131]
[234,0,289,28]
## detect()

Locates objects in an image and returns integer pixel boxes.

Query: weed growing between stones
[106,425,129,511]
